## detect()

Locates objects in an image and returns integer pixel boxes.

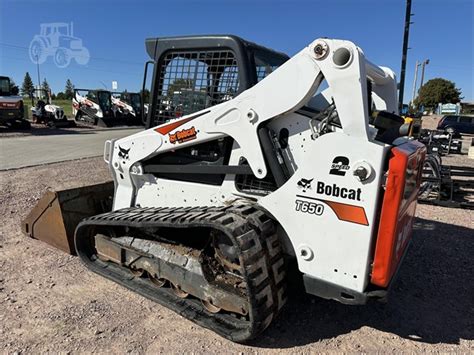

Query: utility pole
[411,60,420,105]
[419,59,430,90]
[398,0,413,111]
[36,54,41,95]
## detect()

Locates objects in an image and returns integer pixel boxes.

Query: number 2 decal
[329,156,350,176]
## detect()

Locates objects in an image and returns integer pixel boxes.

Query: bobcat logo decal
[169,126,197,144]
[297,178,313,192]
[118,146,130,160]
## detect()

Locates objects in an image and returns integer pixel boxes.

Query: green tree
[21,72,35,96]
[41,78,51,94]
[9,78,20,95]
[414,78,462,109]
[65,79,74,99]
[56,92,66,100]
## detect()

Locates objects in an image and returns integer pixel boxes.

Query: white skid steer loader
[30,88,75,128]
[72,88,123,127]
[22,35,426,342]
[111,92,144,126]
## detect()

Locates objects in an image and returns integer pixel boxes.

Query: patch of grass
[52,99,73,117]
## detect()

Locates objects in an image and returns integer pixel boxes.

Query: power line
[0,55,141,76]
[0,42,143,66]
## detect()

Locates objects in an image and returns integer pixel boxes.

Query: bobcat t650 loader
[22,35,426,342]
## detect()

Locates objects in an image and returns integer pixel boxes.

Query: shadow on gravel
[0,125,143,137]
[252,217,474,348]
[0,125,96,137]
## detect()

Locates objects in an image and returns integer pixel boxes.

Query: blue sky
[0,0,472,102]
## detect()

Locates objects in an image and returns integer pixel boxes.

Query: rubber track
[74,204,287,342]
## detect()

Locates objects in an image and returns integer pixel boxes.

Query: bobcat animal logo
[297,178,313,192]
[118,146,130,160]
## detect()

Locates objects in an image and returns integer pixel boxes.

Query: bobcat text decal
[295,178,367,225]
[315,181,361,201]
[169,126,197,144]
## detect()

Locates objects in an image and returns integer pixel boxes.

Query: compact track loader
[23,35,426,342]
[111,92,144,126]
[72,88,122,127]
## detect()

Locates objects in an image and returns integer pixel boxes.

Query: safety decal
[169,126,197,144]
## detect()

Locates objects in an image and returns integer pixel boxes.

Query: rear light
[371,141,426,287]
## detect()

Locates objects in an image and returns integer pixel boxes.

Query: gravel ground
[0,156,473,353]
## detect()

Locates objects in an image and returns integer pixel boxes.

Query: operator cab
[89,90,112,114]
[144,35,289,128]
[121,92,142,116]
[74,88,131,127]
[0,76,12,96]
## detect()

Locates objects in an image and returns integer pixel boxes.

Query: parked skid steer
[30,88,75,128]
[111,92,144,126]
[22,35,426,342]
[72,88,123,127]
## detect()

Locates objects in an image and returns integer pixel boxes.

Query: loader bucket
[21,182,114,255]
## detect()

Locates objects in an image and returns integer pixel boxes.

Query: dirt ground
[1,155,473,353]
